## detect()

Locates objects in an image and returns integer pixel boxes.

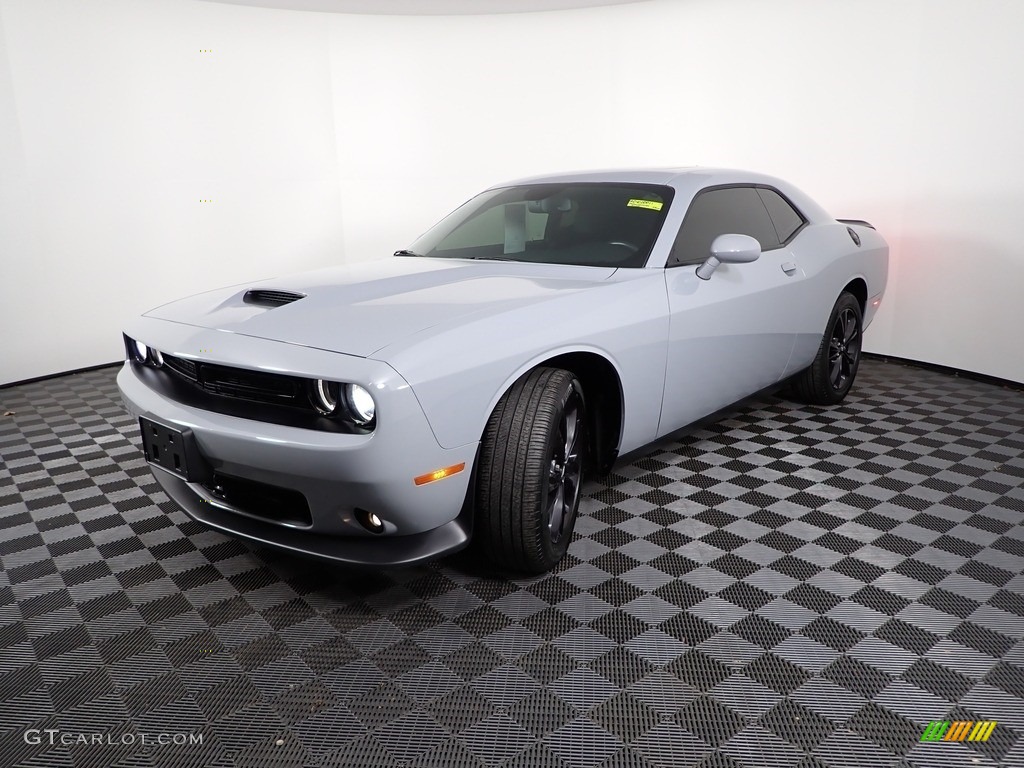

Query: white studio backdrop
[1,0,1023,385]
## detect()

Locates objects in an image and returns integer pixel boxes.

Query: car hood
[144,257,618,358]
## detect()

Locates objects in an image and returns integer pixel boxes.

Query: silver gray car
[118,168,888,573]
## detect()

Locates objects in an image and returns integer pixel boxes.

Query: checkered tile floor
[1,359,1022,768]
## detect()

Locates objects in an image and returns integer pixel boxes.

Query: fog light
[355,508,385,534]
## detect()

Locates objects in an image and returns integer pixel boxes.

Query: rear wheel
[791,292,863,405]
[475,367,587,574]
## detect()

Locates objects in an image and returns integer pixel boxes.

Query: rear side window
[757,187,805,243]
[669,186,779,266]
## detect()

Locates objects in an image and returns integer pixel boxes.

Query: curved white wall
[2,0,1023,385]
[0,0,344,384]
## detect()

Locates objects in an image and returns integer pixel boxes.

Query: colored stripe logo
[921,721,997,742]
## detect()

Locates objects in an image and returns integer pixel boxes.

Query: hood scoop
[243,289,305,307]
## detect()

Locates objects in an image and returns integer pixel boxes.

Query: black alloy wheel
[475,367,588,573]
[791,291,864,405]
[547,386,584,545]
[828,305,862,391]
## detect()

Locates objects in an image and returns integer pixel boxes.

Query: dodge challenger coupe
[118,168,888,573]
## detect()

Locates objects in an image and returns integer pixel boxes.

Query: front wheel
[791,292,863,405]
[475,367,587,574]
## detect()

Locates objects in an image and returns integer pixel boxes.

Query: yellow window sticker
[627,199,663,211]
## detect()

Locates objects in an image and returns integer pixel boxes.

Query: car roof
[490,167,776,188]
[487,167,832,222]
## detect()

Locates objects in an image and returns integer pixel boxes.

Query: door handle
[781,262,798,275]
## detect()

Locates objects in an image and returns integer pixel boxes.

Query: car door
[657,185,809,437]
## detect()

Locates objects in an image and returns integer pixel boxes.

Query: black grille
[243,289,305,307]
[162,354,307,408]
[200,363,302,403]
[163,355,198,382]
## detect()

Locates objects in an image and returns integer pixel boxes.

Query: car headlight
[126,335,165,367]
[311,379,340,415]
[310,380,375,426]
[132,339,148,363]
[346,384,375,425]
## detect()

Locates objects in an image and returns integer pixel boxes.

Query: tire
[475,367,587,574]
[791,292,864,405]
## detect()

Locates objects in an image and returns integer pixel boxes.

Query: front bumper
[116,339,478,566]
[149,466,474,567]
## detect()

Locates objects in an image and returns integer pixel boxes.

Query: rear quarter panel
[786,222,889,372]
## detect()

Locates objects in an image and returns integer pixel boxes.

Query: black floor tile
[0,360,1021,766]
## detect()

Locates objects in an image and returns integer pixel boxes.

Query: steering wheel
[607,241,640,253]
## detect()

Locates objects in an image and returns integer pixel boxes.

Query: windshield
[406,183,674,268]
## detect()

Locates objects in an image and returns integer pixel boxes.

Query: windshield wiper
[394,250,522,262]
[463,255,521,262]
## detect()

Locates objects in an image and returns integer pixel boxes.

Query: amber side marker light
[414,463,466,486]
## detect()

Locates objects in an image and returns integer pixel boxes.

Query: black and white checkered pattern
[1,359,1022,767]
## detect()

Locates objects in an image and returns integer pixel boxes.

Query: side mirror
[695,234,761,280]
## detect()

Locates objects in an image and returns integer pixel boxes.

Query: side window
[757,187,805,244]
[669,186,779,266]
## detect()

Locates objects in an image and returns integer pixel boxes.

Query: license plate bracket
[139,416,210,483]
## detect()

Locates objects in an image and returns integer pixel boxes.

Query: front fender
[375,271,670,454]
[480,343,626,433]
